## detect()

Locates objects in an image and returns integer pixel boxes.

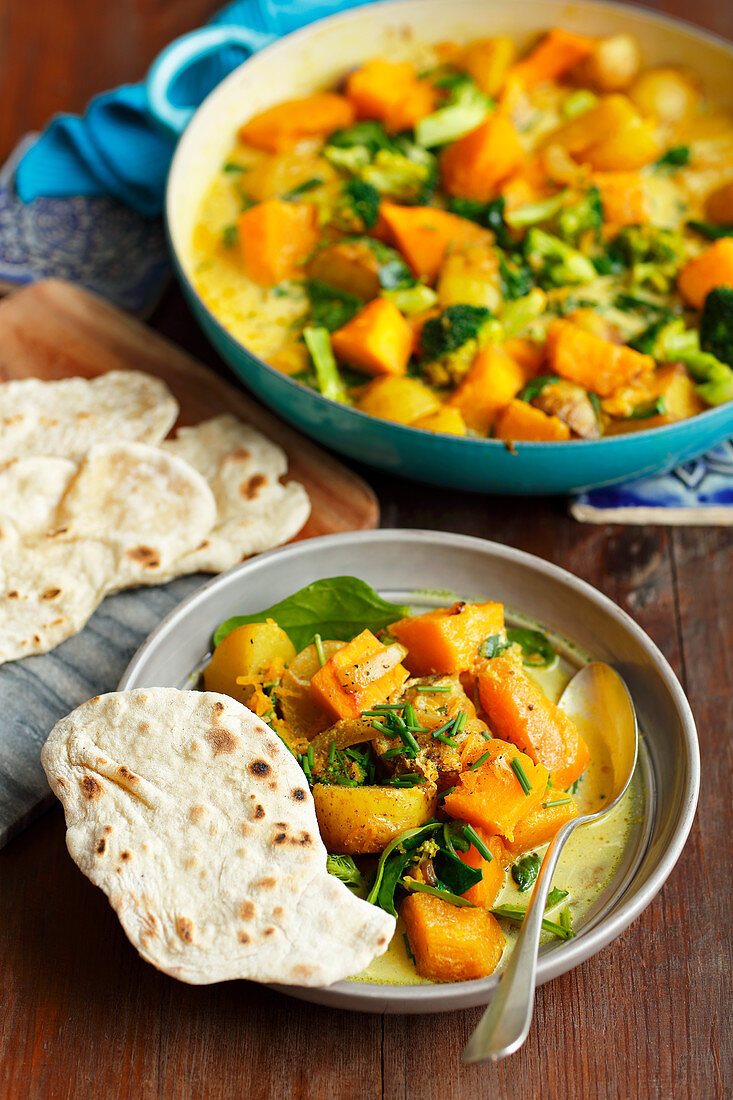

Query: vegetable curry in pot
[193,26,733,440]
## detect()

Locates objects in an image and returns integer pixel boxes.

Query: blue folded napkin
[15,0,374,218]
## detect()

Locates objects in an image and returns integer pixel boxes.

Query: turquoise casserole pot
[148,0,733,494]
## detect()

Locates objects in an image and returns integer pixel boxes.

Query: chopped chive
[511,757,532,795]
[463,825,493,862]
[398,727,420,756]
[559,906,572,933]
[433,733,459,747]
[389,773,425,787]
[492,905,576,939]
[314,633,326,667]
[469,749,492,771]
[222,161,245,173]
[452,711,467,736]
[439,785,456,799]
[364,703,406,712]
[402,879,475,907]
[430,719,455,739]
[332,776,358,786]
[382,746,406,759]
[328,741,336,766]
[543,796,572,808]
[307,744,314,768]
[403,703,418,728]
[415,684,451,693]
[370,720,395,737]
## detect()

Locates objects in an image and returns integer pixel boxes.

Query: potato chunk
[313,783,437,854]
[203,620,296,706]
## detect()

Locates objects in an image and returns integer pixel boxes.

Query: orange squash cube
[331,298,413,376]
[346,60,436,133]
[443,737,549,841]
[592,172,650,227]
[510,28,596,88]
[238,93,355,152]
[677,238,733,310]
[506,788,579,856]
[494,399,572,442]
[448,345,528,433]
[378,203,491,283]
[390,601,505,676]
[441,113,524,203]
[237,200,318,287]
[402,892,505,982]
[459,829,508,908]
[309,629,409,721]
[478,658,590,790]
[546,319,654,397]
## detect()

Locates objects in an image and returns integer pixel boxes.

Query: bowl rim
[119,528,700,1010]
[165,0,733,451]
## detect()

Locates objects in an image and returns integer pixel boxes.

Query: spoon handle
[462,821,575,1063]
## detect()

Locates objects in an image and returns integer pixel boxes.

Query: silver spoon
[462,661,639,1064]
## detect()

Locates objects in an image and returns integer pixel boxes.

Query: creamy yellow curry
[192,27,733,441]
[203,577,642,985]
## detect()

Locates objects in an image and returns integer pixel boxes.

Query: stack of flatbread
[42,688,395,986]
[0,371,310,665]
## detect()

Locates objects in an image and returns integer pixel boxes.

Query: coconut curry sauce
[192,28,733,440]
[205,579,645,986]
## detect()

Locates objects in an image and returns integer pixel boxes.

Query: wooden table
[1,2,731,1097]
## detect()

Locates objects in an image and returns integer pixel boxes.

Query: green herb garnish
[463,825,493,862]
[511,852,541,891]
[506,628,556,668]
[478,633,509,659]
[326,854,364,890]
[511,757,532,795]
[415,684,451,693]
[401,879,476,907]
[492,905,576,939]
[313,633,326,667]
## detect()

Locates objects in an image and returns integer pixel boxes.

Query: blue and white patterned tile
[0,134,170,315]
[571,439,733,524]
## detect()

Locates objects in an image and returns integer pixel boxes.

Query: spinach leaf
[213,577,411,650]
[306,279,362,332]
[545,886,570,910]
[511,852,541,892]
[506,627,557,669]
[517,376,561,403]
[478,633,509,659]
[433,848,482,896]
[687,220,733,241]
[366,821,441,915]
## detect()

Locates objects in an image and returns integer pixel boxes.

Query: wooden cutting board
[0,279,378,847]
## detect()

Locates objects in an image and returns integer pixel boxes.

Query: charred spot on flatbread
[205,727,238,755]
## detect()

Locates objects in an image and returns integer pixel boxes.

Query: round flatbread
[0,371,178,464]
[42,688,395,986]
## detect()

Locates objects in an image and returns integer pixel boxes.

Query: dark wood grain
[0,2,731,1099]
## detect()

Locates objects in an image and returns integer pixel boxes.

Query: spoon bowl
[462,661,639,1064]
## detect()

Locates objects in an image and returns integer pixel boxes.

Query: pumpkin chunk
[677,238,733,310]
[459,829,508,908]
[443,737,549,840]
[441,114,524,203]
[506,788,579,856]
[402,892,505,982]
[546,319,654,397]
[237,200,318,287]
[494,399,572,442]
[510,28,596,88]
[238,93,355,152]
[309,628,409,721]
[390,601,505,676]
[449,345,528,433]
[331,298,413,376]
[478,657,590,790]
[346,60,436,133]
[378,203,491,283]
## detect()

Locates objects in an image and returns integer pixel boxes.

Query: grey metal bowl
[119,531,699,1013]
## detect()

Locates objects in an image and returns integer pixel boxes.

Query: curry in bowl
[192,26,733,442]
[203,577,641,984]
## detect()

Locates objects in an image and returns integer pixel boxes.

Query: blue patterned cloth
[14,0,373,218]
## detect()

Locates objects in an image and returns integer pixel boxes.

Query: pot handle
[146,24,276,138]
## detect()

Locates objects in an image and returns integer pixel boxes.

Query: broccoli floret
[383,284,438,315]
[605,225,688,293]
[326,854,364,891]
[336,179,380,230]
[556,187,603,245]
[699,286,733,366]
[500,288,547,337]
[654,145,690,171]
[498,249,535,300]
[324,122,438,204]
[415,77,492,148]
[357,238,414,290]
[524,228,597,287]
[419,304,493,385]
[504,192,568,231]
[306,279,362,332]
